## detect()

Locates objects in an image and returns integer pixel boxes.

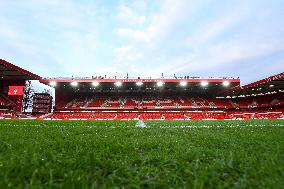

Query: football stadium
[0,59,284,188]
[1,59,284,121]
[1,1,284,188]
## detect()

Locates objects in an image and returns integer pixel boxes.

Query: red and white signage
[8,86,24,96]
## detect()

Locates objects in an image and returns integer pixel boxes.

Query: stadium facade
[1,59,283,120]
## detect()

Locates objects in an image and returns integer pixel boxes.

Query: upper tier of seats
[56,93,284,110]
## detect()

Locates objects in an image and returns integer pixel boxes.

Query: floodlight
[136,81,143,86]
[269,84,274,88]
[92,81,100,87]
[71,81,78,87]
[114,81,122,87]
[222,81,230,87]
[180,81,187,87]
[200,81,208,87]
[157,81,164,87]
[50,81,57,87]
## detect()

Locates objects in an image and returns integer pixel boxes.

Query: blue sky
[0,0,284,86]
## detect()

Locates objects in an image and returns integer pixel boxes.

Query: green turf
[0,120,283,189]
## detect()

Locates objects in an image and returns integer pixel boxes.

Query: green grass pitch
[0,120,283,188]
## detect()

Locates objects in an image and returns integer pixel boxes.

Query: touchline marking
[1,124,284,128]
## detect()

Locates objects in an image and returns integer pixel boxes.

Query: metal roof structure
[230,72,284,96]
[0,59,41,80]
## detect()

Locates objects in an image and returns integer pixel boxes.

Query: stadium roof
[40,77,240,95]
[0,59,41,80]
[230,72,284,96]
[40,77,240,84]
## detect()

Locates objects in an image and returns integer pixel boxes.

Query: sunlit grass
[0,120,283,188]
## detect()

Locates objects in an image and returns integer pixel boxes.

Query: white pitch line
[0,124,284,129]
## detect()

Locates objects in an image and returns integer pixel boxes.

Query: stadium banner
[8,86,24,96]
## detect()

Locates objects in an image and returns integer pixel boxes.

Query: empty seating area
[2,91,283,120]
[116,112,138,120]
[45,108,284,120]
[0,94,15,107]
[0,93,17,119]
[48,112,117,120]
[0,109,26,119]
[139,112,162,120]
[55,93,284,111]
[231,95,284,109]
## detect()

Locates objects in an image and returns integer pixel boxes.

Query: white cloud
[113,45,143,63]
[0,19,40,57]
[117,4,146,25]
[1,0,283,83]
[110,45,146,76]
[0,24,18,39]
[132,0,148,11]
[115,0,189,45]
[29,0,65,6]
[116,28,149,42]
[186,8,249,46]
[112,0,213,76]
[113,45,133,55]
[151,1,284,77]
[161,38,284,76]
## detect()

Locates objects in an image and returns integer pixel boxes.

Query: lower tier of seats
[46,109,284,120]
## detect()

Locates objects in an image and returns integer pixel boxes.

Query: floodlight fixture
[180,81,187,87]
[222,81,230,87]
[114,81,122,87]
[50,81,57,87]
[71,81,78,87]
[92,81,100,87]
[157,81,164,87]
[136,81,143,86]
[200,81,208,87]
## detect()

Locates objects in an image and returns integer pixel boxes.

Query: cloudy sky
[0,0,284,85]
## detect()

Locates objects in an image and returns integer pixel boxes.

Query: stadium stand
[0,59,41,117]
[42,73,284,120]
[46,109,284,120]
[47,93,284,110]
[0,93,15,107]
[0,59,283,120]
